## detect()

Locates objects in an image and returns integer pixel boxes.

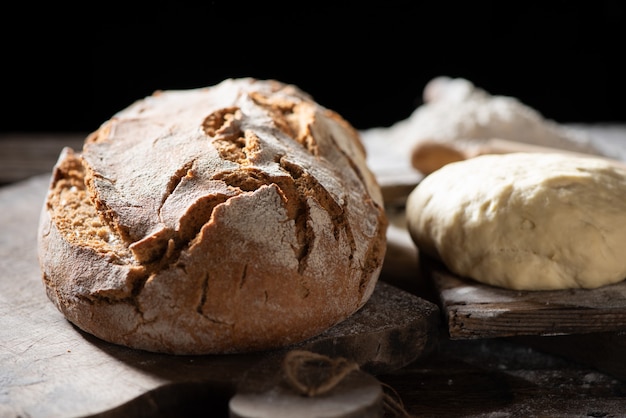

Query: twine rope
[282,350,359,397]
[281,350,414,417]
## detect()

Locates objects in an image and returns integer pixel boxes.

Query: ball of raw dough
[406,152,626,290]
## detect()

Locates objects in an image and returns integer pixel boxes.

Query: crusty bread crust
[37,78,387,354]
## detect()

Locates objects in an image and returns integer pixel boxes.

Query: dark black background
[3,1,626,134]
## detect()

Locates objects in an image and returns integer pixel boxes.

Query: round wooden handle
[411,138,626,175]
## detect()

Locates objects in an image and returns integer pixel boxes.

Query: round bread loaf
[406,152,626,291]
[37,78,388,354]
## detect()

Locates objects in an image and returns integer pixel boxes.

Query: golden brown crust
[37,78,387,354]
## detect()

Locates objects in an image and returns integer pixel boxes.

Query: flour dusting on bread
[38,78,388,355]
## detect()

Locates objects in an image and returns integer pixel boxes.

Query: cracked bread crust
[37,78,388,354]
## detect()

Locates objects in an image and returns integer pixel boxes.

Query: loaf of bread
[37,78,388,354]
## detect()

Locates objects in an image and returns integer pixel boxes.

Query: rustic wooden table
[2,130,626,417]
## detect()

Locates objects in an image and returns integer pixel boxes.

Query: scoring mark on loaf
[202,100,357,275]
[194,272,232,325]
[248,90,320,156]
[47,83,373,311]
[202,97,320,161]
[203,106,262,164]
[278,158,356,272]
[47,148,132,263]
[211,161,355,276]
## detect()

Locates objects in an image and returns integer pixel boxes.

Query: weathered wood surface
[378,336,626,417]
[424,256,626,340]
[514,331,626,382]
[0,175,439,418]
[4,127,626,417]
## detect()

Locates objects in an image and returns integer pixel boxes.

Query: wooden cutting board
[0,175,440,418]
[422,256,626,340]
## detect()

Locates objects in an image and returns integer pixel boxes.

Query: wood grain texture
[424,256,626,340]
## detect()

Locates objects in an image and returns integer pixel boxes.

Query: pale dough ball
[406,152,626,290]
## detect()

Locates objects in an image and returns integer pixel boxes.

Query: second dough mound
[406,152,626,290]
